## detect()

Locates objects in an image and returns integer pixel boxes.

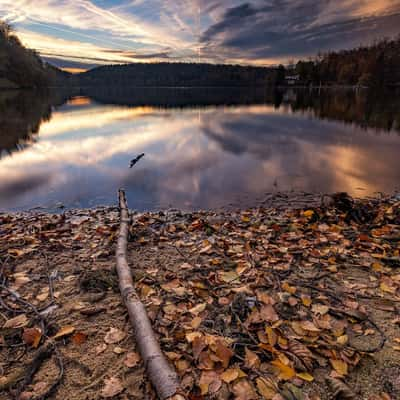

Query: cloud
[1,0,399,66]
[200,0,400,63]
[0,0,194,68]
[17,30,172,68]
[1,0,186,46]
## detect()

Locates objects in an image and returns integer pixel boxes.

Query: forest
[293,36,400,87]
[1,18,399,89]
[75,62,284,87]
[75,37,400,88]
[0,21,58,89]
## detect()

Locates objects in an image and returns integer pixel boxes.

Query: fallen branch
[116,189,183,400]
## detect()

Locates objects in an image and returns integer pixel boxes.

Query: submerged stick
[116,189,181,400]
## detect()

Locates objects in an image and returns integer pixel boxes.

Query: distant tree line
[0,21,58,88]
[2,18,399,89]
[75,62,285,87]
[74,37,400,88]
[292,36,400,87]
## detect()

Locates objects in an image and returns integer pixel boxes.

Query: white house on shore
[285,74,300,85]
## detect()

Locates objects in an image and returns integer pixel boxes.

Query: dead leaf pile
[0,194,399,399]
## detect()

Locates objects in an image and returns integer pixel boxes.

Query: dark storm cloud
[201,1,400,61]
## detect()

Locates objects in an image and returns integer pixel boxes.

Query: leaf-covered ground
[1,193,400,400]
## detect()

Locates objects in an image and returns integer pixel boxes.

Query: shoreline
[1,193,399,399]
[2,191,397,216]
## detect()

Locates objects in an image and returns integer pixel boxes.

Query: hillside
[0,21,55,89]
[75,62,284,87]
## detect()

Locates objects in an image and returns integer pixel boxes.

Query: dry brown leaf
[330,359,348,376]
[299,320,321,332]
[22,328,42,348]
[72,332,87,345]
[271,359,296,380]
[220,368,240,383]
[260,304,279,322]
[337,335,349,345]
[266,327,278,347]
[214,340,234,368]
[53,325,75,339]
[380,281,397,294]
[198,351,215,370]
[175,359,190,372]
[245,348,261,369]
[220,270,240,283]
[288,297,298,307]
[311,304,330,315]
[288,341,313,371]
[191,316,202,329]
[232,379,258,400]
[282,282,297,295]
[256,377,277,399]
[3,314,28,329]
[124,352,140,368]
[296,372,314,382]
[189,303,207,315]
[326,377,355,399]
[185,332,202,345]
[101,377,124,398]
[257,292,275,305]
[165,352,181,361]
[301,296,312,307]
[104,327,126,344]
[192,335,207,359]
[199,371,221,395]
[113,346,125,354]
[96,343,107,354]
[36,288,49,302]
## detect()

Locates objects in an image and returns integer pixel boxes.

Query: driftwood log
[117,189,182,399]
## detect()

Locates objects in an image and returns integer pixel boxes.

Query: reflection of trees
[82,86,278,109]
[0,89,71,157]
[85,86,400,133]
[1,87,398,160]
[288,89,400,133]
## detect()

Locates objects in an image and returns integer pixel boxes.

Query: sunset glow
[1,0,399,70]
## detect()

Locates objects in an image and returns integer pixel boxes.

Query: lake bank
[1,193,399,399]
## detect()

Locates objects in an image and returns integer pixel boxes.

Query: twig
[170,244,191,264]
[16,341,64,400]
[0,285,46,334]
[42,253,56,303]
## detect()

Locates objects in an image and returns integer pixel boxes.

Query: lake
[1,87,399,211]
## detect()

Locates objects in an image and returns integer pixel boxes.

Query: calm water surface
[1,87,399,211]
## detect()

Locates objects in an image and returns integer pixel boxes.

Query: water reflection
[0,90,51,157]
[0,88,399,211]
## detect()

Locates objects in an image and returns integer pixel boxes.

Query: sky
[1,0,400,71]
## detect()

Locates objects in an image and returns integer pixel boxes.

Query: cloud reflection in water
[0,93,400,211]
